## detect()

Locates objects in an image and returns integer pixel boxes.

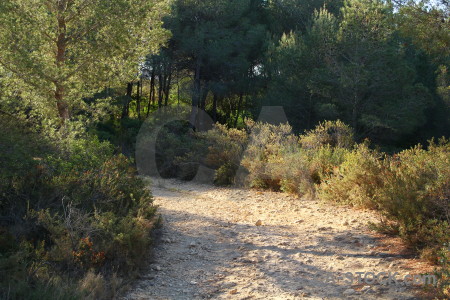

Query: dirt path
[123,178,431,300]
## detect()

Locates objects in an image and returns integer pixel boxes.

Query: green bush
[155,120,206,179]
[300,120,354,149]
[317,142,386,208]
[240,122,298,190]
[259,145,347,197]
[0,118,158,299]
[198,123,248,185]
[375,139,450,249]
[265,149,310,195]
[434,245,450,298]
[318,138,450,255]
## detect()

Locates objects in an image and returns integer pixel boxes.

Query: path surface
[123,178,430,300]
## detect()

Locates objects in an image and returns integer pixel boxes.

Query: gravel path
[123,178,430,300]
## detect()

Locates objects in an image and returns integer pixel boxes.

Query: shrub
[0,118,158,298]
[317,142,386,208]
[227,121,353,195]
[434,245,450,298]
[318,138,450,254]
[260,145,347,197]
[155,120,206,179]
[300,120,354,149]
[375,139,450,249]
[240,122,298,190]
[33,154,157,272]
[307,145,350,185]
[198,123,248,185]
[266,149,313,195]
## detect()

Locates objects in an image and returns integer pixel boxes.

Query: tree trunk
[137,80,141,120]
[147,69,155,117]
[352,92,359,130]
[55,12,69,121]
[190,57,202,130]
[122,82,133,119]
[234,93,243,128]
[307,94,313,130]
[200,81,208,111]
[198,81,209,129]
[56,93,69,120]
[164,67,172,106]
[212,93,218,123]
[158,73,164,108]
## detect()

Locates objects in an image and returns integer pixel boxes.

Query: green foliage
[397,0,449,64]
[434,245,450,298]
[0,119,157,298]
[318,138,450,254]
[375,139,450,249]
[317,142,385,208]
[266,0,344,35]
[0,0,169,120]
[199,124,248,185]
[240,122,298,190]
[155,120,207,179]
[260,0,444,146]
[300,120,354,149]
[236,121,349,194]
[262,145,349,196]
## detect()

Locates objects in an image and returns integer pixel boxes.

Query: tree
[261,8,340,131]
[307,1,432,144]
[0,0,169,122]
[165,0,267,127]
[266,0,344,36]
[396,0,449,64]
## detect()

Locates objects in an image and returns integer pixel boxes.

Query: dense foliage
[0,0,448,298]
[0,117,158,299]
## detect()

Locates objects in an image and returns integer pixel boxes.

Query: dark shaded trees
[261,0,445,146]
[164,0,267,128]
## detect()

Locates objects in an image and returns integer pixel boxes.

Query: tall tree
[0,0,169,122]
[266,0,344,36]
[165,0,267,128]
[307,1,432,144]
[396,0,449,64]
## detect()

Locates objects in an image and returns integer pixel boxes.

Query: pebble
[343,288,356,296]
[361,286,371,293]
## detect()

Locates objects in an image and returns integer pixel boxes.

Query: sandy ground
[123,178,433,300]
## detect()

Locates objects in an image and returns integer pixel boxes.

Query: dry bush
[300,120,354,149]
[199,123,248,185]
[240,122,298,190]
[375,139,450,250]
[317,142,385,208]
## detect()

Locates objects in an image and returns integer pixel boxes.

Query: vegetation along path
[124,178,432,300]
